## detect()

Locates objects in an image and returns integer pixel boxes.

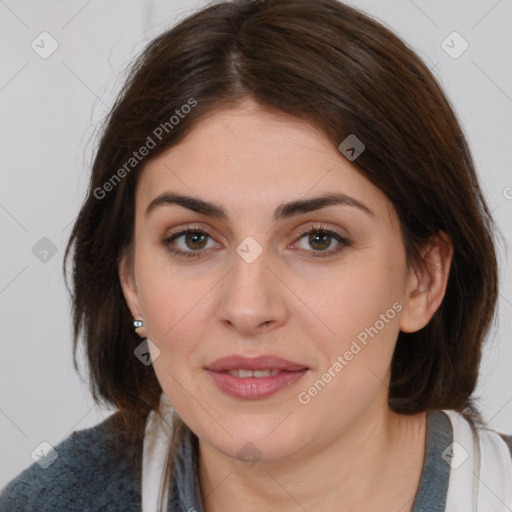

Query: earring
[133,319,144,329]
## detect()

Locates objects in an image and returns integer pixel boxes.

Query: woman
[1,0,510,510]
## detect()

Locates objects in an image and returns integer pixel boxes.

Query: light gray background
[1,0,511,488]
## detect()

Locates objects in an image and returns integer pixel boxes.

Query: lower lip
[205,369,309,400]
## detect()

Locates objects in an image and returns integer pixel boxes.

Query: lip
[205,368,309,400]
[204,355,310,400]
[205,354,309,372]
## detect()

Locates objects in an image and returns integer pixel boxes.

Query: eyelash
[161,223,351,260]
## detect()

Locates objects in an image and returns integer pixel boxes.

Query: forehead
[137,100,395,225]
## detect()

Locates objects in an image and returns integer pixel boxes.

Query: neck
[197,402,427,512]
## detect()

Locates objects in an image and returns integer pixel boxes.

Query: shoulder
[0,412,142,512]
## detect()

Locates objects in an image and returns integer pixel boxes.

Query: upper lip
[205,355,309,372]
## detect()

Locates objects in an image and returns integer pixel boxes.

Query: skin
[119,97,453,511]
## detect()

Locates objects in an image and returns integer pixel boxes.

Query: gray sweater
[1,409,511,511]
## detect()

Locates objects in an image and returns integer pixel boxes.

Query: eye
[293,224,350,258]
[162,225,220,259]
[161,223,351,260]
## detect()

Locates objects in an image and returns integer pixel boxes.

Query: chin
[212,435,300,465]
[196,417,306,463]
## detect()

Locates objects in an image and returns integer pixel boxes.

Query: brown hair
[64,0,500,482]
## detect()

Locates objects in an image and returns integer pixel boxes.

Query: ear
[399,231,453,333]
[118,248,147,338]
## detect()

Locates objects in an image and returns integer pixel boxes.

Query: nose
[215,242,289,336]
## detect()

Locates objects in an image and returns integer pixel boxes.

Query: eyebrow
[145,191,374,221]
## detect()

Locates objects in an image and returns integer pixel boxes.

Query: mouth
[222,368,283,377]
[205,354,309,372]
[204,354,309,400]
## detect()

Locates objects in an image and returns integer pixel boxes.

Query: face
[119,98,439,463]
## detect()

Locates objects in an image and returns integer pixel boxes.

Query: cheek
[139,276,207,344]
[135,265,211,403]
[133,247,206,347]
[293,268,403,435]
[299,255,404,349]
[292,248,406,414]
